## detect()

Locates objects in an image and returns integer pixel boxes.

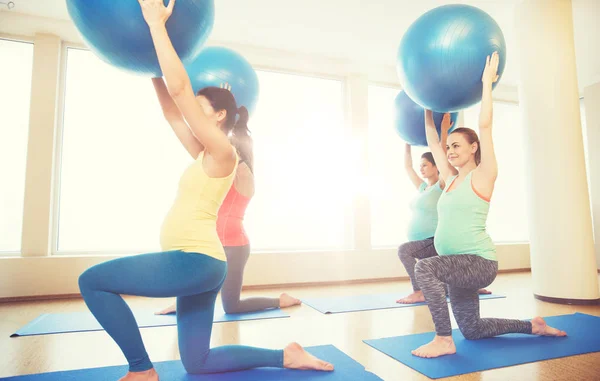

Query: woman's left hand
[138,0,175,28]
[482,51,500,85]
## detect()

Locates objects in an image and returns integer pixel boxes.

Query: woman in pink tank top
[157,107,301,315]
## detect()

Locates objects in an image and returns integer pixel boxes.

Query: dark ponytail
[232,106,250,138]
[421,152,436,167]
[231,106,254,172]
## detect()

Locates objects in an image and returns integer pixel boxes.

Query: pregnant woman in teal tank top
[411,52,567,359]
[397,128,490,304]
[395,144,443,305]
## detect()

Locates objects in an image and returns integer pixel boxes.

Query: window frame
[50,42,75,255]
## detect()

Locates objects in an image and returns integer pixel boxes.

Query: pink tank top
[216,185,251,246]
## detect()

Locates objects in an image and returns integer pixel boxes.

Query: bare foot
[396,290,425,304]
[118,368,159,381]
[280,293,302,308]
[283,342,334,371]
[531,316,567,337]
[478,288,492,294]
[154,303,176,315]
[411,335,457,358]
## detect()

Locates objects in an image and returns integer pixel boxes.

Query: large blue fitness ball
[185,47,260,114]
[397,4,506,112]
[394,90,458,147]
[66,0,214,77]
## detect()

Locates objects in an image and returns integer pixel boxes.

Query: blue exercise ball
[394,90,458,147]
[66,0,214,77]
[397,4,506,113]
[185,47,260,114]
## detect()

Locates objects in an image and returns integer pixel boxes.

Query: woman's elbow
[167,82,189,99]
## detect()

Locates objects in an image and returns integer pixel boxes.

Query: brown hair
[196,87,253,171]
[450,127,481,165]
[421,152,436,166]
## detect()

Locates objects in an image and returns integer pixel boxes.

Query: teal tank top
[407,182,442,241]
[434,171,496,260]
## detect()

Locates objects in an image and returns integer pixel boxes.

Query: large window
[244,70,349,251]
[368,85,428,248]
[0,39,34,254]
[464,102,529,243]
[57,49,348,253]
[56,48,191,253]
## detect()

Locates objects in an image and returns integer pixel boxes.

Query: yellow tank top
[160,151,237,261]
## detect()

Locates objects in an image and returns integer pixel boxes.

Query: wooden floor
[1,271,599,381]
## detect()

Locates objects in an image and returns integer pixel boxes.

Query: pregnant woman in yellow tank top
[77,1,333,379]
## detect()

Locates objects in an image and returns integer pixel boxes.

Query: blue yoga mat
[0,345,382,381]
[11,308,288,337]
[302,293,505,314]
[364,312,600,379]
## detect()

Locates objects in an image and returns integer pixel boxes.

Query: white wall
[583,83,600,267]
[0,12,530,299]
[0,245,531,298]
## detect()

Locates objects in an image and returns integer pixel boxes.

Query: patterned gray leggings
[415,254,532,339]
[397,237,438,291]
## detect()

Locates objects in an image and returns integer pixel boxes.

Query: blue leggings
[78,250,283,373]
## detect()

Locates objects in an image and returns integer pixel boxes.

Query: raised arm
[440,116,450,155]
[404,143,424,190]
[152,78,203,159]
[438,113,457,187]
[425,110,455,183]
[473,52,500,198]
[139,0,234,164]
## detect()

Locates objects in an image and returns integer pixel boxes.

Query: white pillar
[583,83,600,268]
[21,34,62,257]
[516,0,599,303]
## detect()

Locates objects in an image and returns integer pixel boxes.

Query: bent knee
[222,304,242,314]
[397,242,413,259]
[181,350,210,374]
[78,267,95,291]
[459,325,483,340]
[221,298,242,314]
[414,259,432,277]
